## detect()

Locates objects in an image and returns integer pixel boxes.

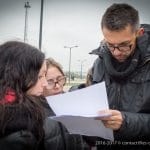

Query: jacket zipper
[114,84,121,109]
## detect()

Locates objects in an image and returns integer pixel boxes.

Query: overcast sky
[0,0,150,73]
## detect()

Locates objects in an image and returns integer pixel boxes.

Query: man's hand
[97,109,123,130]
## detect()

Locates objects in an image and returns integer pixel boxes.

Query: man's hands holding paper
[97,109,123,131]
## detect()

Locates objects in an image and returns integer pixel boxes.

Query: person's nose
[113,47,122,56]
[55,82,60,88]
[43,77,48,87]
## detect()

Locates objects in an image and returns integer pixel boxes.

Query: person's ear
[136,28,144,36]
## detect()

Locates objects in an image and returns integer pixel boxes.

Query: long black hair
[0,41,45,142]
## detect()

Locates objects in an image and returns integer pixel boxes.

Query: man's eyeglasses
[106,43,132,52]
[47,76,66,89]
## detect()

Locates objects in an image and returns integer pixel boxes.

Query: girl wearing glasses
[43,58,66,96]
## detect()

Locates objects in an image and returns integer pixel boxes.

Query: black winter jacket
[90,24,150,148]
[0,118,87,150]
[0,97,88,150]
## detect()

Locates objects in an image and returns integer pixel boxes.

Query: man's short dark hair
[101,3,139,32]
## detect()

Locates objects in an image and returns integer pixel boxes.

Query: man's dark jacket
[90,24,150,149]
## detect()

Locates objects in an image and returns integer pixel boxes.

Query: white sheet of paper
[46,82,114,141]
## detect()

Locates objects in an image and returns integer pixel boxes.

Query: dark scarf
[103,47,141,81]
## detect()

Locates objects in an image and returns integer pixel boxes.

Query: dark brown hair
[46,57,65,76]
[101,3,139,32]
[0,41,45,142]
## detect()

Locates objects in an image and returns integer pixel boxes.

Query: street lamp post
[64,45,78,84]
[24,1,31,42]
[78,59,86,79]
[39,0,44,50]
